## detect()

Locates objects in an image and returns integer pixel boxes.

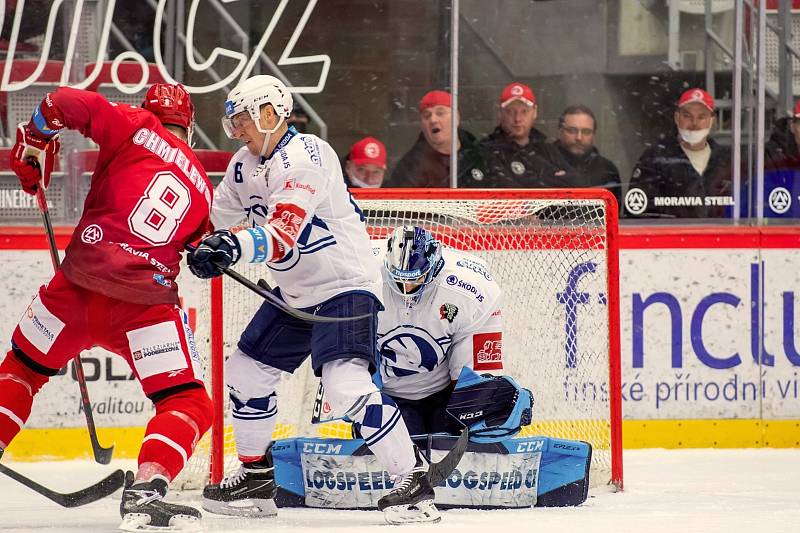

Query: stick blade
[427,428,469,487]
[0,464,126,508]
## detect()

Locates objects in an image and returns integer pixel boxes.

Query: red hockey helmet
[142,83,194,130]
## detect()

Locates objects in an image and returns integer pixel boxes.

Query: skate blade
[202,496,278,518]
[118,512,202,532]
[383,499,441,525]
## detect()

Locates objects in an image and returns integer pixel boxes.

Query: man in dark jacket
[539,104,622,205]
[387,90,489,188]
[755,102,800,217]
[470,82,570,188]
[625,88,733,219]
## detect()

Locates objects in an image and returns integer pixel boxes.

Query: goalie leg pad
[139,385,213,481]
[226,349,282,462]
[321,359,416,477]
[0,349,51,447]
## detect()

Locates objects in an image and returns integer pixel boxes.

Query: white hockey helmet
[221,75,293,139]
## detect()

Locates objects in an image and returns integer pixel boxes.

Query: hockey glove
[9,123,61,195]
[187,230,242,279]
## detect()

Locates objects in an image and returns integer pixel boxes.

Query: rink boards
[0,226,799,459]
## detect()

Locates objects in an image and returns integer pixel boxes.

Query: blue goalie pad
[270,434,591,509]
[446,366,534,443]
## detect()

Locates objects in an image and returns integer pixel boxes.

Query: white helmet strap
[251,104,287,157]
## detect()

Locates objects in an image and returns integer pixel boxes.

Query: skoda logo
[625,188,648,215]
[446,275,458,285]
[768,187,791,214]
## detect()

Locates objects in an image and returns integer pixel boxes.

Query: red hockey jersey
[53,88,212,305]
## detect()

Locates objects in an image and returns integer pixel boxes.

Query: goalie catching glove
[187,230,242,278]
[446,366,534,443]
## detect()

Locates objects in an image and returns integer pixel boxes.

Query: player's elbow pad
[236,226,273,263]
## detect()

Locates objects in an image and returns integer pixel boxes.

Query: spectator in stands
[625,88,732,218]
[288,105,311,134]
[466,82,570,188]
[341,136,387,188]
[756,100,800,217]
[386,90,488,188]
[538,105,622,205]
[0,1,57,54]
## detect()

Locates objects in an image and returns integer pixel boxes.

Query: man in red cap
[467,82,570,188]
[626,87,732,218]
[342,136,387,188]
[386,89,488,187]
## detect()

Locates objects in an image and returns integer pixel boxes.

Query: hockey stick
[0,463,126,507]
[217,264,373,323]
[426,427,470,486]
[34,187,114,465]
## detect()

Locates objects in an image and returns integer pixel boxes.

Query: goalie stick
[426,427,470,486]
[34,186,114,465]
[0,463,126,508]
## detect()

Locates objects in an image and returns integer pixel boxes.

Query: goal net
[176,189,623,491]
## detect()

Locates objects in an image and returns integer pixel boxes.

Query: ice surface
[1,449,799,532]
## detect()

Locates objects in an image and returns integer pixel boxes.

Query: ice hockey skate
[202,451,278,518]
[378,447,440,525]
[119,475,201,532]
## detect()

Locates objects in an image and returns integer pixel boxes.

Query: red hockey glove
[9,123,61,195]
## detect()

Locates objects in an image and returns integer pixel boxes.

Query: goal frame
[206,188,624,490]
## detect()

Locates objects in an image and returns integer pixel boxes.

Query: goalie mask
[446,366,534,443]
[222,75,293,155]
[142,83,194,142]
[384,225,444,308]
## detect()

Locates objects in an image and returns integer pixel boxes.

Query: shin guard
[138,386,213,481]
[0,350,50,447]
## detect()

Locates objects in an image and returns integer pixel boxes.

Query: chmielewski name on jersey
[132,128,211,206]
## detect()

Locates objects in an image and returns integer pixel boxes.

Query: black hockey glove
[187,230,242,279]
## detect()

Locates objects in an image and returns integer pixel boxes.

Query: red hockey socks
[0,350,50,448]
[138,386,213,481]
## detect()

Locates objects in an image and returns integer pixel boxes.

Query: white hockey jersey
[211,130,382,308]
[374,244,503,400]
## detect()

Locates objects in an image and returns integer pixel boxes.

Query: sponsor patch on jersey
[81,224,103,244]
[445,275,485,303]
[473,332,503,371]
[439,303,459,323]
[18,296,65,354]
[456,258,493,281]
[127,321,187,379]
[270,202,306,242]
[283,178,317,195]
[152,274,172,287]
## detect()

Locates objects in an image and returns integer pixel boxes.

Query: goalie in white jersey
[186,75,439,524]
[375,226,504,436]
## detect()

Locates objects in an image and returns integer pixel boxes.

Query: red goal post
[188,188,623,491]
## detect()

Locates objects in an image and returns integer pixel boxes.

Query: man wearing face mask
[342,136,387,188]
[625,88,733,218]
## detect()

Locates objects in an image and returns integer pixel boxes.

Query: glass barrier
[0,1,797,225]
